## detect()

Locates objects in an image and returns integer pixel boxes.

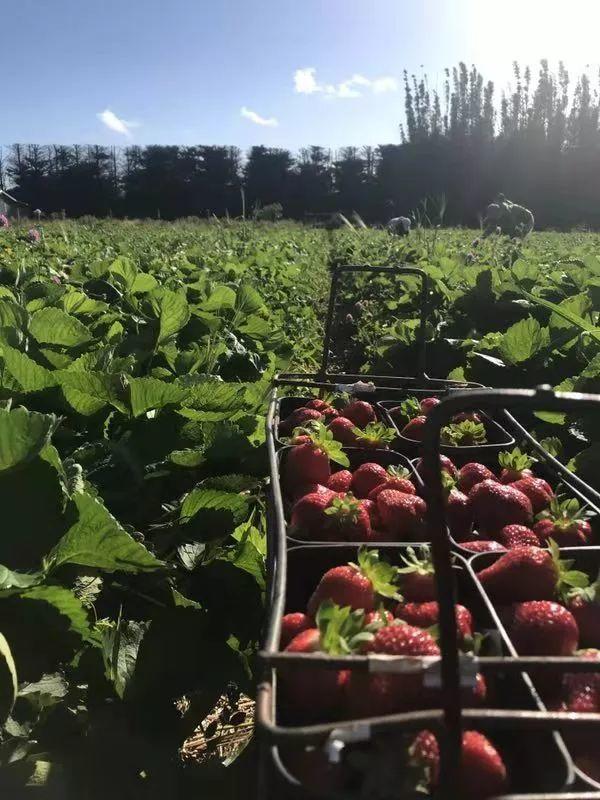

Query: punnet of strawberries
[277,545,520,796]
[387,394,489,446]
[414,446,596,551]
[278,395,397,450]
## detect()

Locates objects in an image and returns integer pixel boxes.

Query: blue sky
[3,0,600,150]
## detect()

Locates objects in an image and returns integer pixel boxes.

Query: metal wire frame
[420,387,600,796]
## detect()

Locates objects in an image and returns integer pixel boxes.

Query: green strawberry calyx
[397,396,422,421]
[325,493,362,525]
[397,545,435,577]
[440,471,458,498]
[440,420,487,446]
[387,465,411,479]
[352,422,396,447]
[548,539,590,600]
[292,419,350,468]
[567,569,600,606]
[498,447,535,472]
[537,496,594,531]
[316,600,373,654]
[352,546,402,602]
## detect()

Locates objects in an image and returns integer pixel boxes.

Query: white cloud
[97,109,139,137]
[240,106,279,127]
[293,68,398,99]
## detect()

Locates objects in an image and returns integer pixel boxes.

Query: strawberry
[324,493,372,541]
[388,397,422,425]
[328,416,360,446]
[282,602,372,720]
[352,422,396,450]
[307,547,400,617]
[395,601,473,644]
[361,498,382,530]
[290,491,334,539]
[441,420,487,447]
[279,407,323,435]
[497,524,540,548]
[351,462,388,498]
[419,396,440,414]
[441,473,473,540]
[326,470,353,492]
[367,467,416,500]
[411,729,507,800]
[511,476,554,513]
[469,479,533,533]
[397,546,436,601]
[563,649,600,712]
[340,400,376,428]
[534,496,595,547]
[461,539,506,553]
[415,454,458,481]
[476,541,588,603]
[284,421,349,491]
[452,411,483,425]
[401,415,428,442]
[498,447,535,484]
[305,398,333,412]
[509,600,579,655]
[364,608,394,626]
[280,612,313,648]
[376,489,427,540]
[567,575,600,648]
[289,482,331,502]
[457,462,496,493]
[347,622,440,716]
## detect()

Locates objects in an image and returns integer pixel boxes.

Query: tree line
[4,61,600,227]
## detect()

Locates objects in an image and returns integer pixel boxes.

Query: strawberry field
[1,219,600,798]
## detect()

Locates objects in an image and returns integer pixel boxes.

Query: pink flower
[28,228,41,243]
[0,214,9,228]
[51,275,61,285]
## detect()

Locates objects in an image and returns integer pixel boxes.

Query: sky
[3,0,600,151]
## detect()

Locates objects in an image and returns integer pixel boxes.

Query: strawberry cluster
[283,424,425,541]
[278,547,507,797]
[474,541,600,780]
[279,396,396,449]
[415,447,595,551]
[388,395,488,446]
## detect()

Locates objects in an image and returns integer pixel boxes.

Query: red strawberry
[376,489,427,540]
[498,447,536,484]
[328,416,359,446]
[280,612,313,648]
[395,601,473,644]
[411,729,507,800]
[457,462,496,493]
[279,407,323,435]
[368,467,416,500]
[290,491,334,539]
[397,546,436,601]
[419,396,440,414]
[476,546,559,602]
[364,608,394,626]
[340,400,376,428]
[347,622,440,716]
[401,415,428,442]
[440,473,473,540]
[289,482,331,502]
[509,600,579,655]
[461,539,506,553]
[361,498,382,530]
[469,479,533,533]
[511,476,554,513]
[452,411,483,425]
[415,453,458,481]
[441,420,487,446]
[563,649,600,712]
[307,547,400,617]
[351,462,388,498]
[305,398,333,412]
[497,524,540,549]
[567,577,600,648]
[327,470,353,492]
[285,421,350,492]
[282,602,370,720]
[534,497,595,547]
[324,493,372,541]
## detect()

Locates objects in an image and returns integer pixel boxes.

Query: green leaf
[0,407,58,472]
[0,565,44,590]
[518,287,600,345]
[500,317,547,364]
[2,345,58,392]
[0,633,17,726]
[235,284,265,316]
[19,672,68,702]
[59,370,126,416]
[130,272,158,294]
[224,536,265,589]
[62,290,108,316]
[232,521,266,557]
[180,489,249,540]
[202,285,236,312]
[50,492,164,573]
[185,380,248,412]
[29,307,93,348]
[171,588,202,610]
[18,585,93,642]
[128,376,187,417]
[102,619,148,699]
[153,289,190,344]
[0,300,28,331]
[108,256,138,290]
